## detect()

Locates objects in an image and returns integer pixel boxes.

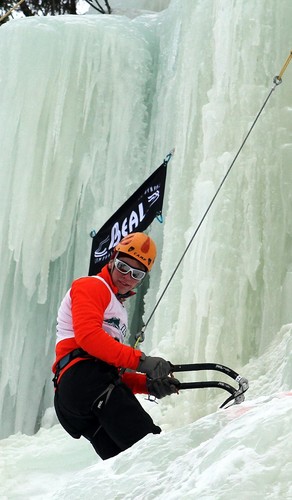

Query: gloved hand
[147,376,180,399]
[138,353,172,379]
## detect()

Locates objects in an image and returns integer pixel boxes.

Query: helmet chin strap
[116,291,134,301]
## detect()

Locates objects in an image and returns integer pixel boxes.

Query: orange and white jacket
[52,265,147,394]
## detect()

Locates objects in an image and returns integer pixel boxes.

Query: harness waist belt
[53,348,93,387]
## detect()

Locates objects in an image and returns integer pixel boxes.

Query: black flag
[88,152,173,275]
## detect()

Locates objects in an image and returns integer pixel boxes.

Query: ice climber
[52,232,180,460]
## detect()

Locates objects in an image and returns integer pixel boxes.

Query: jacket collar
[98,264,136,301]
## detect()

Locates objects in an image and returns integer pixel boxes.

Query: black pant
[54,359,161,460]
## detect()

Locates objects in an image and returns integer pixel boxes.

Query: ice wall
[0,13,158,437]
[145,1,292,364]
[0,0,291,438]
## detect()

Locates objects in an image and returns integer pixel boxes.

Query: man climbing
[52,232,180,460]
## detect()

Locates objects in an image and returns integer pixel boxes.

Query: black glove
[147,376,180,399]
[138,353,172,379]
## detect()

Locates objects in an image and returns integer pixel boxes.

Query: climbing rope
[0,0,25,23]
[274,50,292,83]
[135,51,292,346]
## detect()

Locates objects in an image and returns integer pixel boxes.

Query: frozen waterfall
[0,0,291,497]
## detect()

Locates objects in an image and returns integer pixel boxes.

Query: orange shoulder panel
[70,277,142,370]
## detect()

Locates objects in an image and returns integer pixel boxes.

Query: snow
[0,0,292,497]
[2,390,292,498]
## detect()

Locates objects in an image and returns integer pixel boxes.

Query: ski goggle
[114,257,146,281]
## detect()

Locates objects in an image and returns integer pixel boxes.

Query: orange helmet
[115,232,157,271]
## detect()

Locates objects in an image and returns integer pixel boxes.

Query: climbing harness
[53,348,121,412]
[91,380,120,413]
[52,348,94,388]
